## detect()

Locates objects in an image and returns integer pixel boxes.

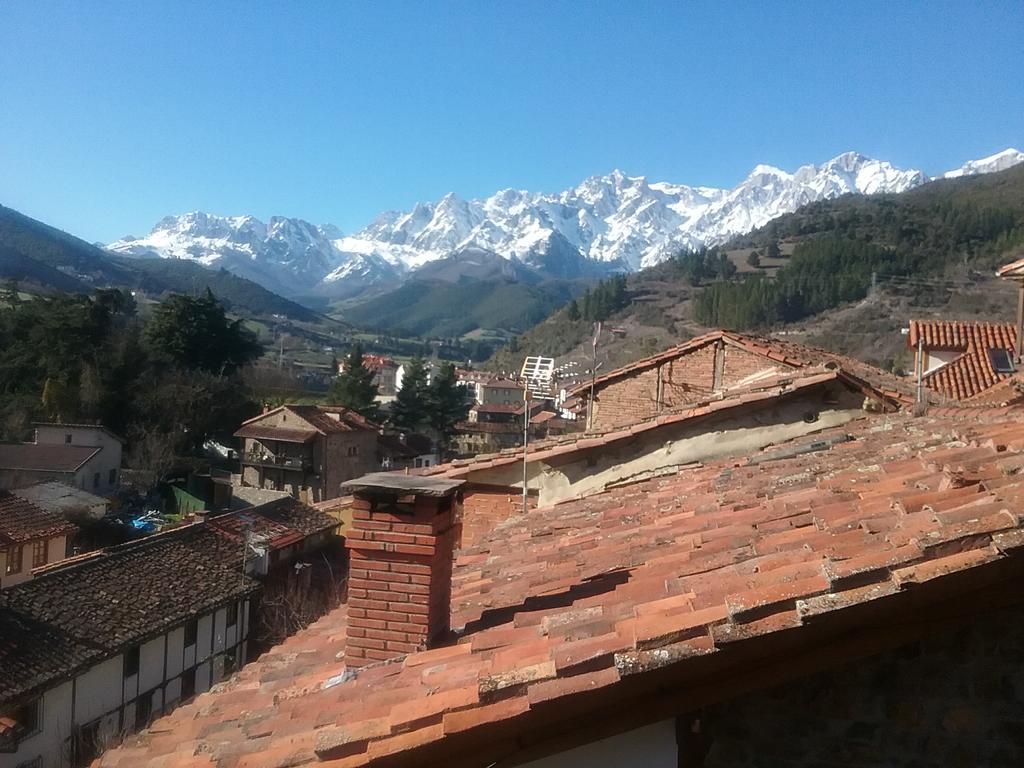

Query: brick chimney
[341,473,464,667]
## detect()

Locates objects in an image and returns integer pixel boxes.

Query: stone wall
[590,342,791,431]
[698,605,1024,768]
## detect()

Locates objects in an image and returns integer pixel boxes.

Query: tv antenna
[519,356,555,514]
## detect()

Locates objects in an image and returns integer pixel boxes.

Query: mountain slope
[489,163,1024,373]
[0,205,318,320]
[108,149,1023,300]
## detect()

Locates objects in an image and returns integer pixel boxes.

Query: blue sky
[1,1,1022,243]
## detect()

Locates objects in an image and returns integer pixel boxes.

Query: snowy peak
[943,148,1024,179]
[108,148,1022,298]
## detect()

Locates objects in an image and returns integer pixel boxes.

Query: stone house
[234,405,378,503]
[95,407,1024,768]
[567,330,914,432]
[0,491,76,589]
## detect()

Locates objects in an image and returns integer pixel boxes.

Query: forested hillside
[489,165,1024,374]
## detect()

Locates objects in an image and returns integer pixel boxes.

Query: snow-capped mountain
[942,148,1024,179]
[107,148,1023,297]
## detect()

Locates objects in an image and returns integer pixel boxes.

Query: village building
[567,330,914,432]
[0,491,77,589]
[234,405,378,503]
[907,319,1020,402]
[34,424,123,493]
[476,376,526,406]
[0,524,258,768]
[95,404,1024,768]
[0,489,339,768]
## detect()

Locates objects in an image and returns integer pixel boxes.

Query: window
[123,645,140,678]
[31,539,47,569]
[180,668,196,701]
[134,692,152,730]
[225,602,238,629]
[347,445,358,457]
[414,458,423,468]
[223,649,238,677]
[990,348,1016,373]
[5,545,23,575]
[183,618,198,648]
[92,472,100,489]
[108,468,117,485]
[65,433,72,444]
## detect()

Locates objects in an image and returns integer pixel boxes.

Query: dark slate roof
[0,490,77,545]
[0,443,101,472]
[0,608,101,706]
[0,524,259,706]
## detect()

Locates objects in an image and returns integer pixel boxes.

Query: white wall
[35,426,122,494]
[519,719,677,768]
[0,599,251,768]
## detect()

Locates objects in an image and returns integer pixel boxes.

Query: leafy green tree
[390,357,429,432]
[328,343,381,421]
[144,289,261,375]
[566,298,581,321]
[746,251,761,268]
[427,362,469,455]
[766,240,781,260]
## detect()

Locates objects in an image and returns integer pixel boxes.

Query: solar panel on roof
[989,348,1015,374]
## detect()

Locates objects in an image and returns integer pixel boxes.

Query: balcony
[241,453,313,473]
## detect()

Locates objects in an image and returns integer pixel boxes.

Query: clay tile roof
[565,329,916,404]
[0,491,77,545]
[908,320,1019,400]
[0,443,101,473]
[236,405,379,440]
[96,406,1024,768]
[209,497,338,548]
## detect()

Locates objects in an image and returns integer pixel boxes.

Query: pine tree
[328,343,381,421]
[566,299,581,321]
[427,362,469,456]
[391,357,429,432]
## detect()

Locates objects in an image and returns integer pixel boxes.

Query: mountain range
[107,148,1024,299]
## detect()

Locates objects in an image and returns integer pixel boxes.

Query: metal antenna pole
[522,394,529,513]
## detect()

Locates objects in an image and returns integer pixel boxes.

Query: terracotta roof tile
[0,490,77,545]
[909,320,1018,401]
[97,406,1024,768]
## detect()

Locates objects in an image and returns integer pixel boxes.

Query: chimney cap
[341,473,465,498]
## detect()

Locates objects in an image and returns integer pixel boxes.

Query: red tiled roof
[96,408,1024,768]
[909,320,1018,400]
[209,498,338,550]
[566,329,918,405]
[0,491,76,545]
[0,444,100,473]
[236,405,378,439]
[470,403,522,414]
